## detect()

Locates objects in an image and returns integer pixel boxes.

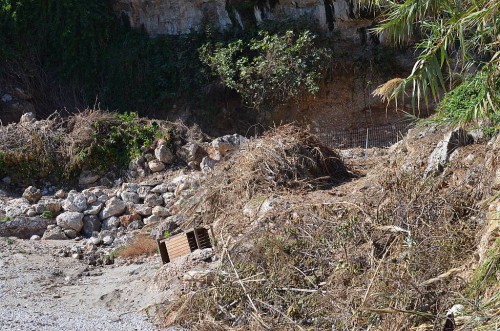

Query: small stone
[200,156,216,172]
[19,112,36,124]
[121,183,139,193]
[102,216,120,230]
[64,229,78,239]
[83,202,103,216]
[150,183,170,194]
[137,186,151,198]
[144,193,164,207]
[102,235,114,245]
[78,172,100,186]
[26,208,38,217]
[143,215,161,224]
[82,215,101,238]
[152,206,170,217]
[42,226,68,240]
[71,253,81,259]
[55,189,67,199]
[120,191,140,204]
[30,235,41,241]
[89,236,101,245]
[134,204,152,216]
[127,220,144,230]
[22,186,42,204]
[148,160,166,172]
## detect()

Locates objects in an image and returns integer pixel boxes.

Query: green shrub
[41,210,53,219]
[200,30,331,111]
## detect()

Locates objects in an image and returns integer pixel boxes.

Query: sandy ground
[0,238,166,330]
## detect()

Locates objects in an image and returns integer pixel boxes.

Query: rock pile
[0,133,249,264]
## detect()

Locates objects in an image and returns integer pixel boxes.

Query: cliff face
[112,0,359,36]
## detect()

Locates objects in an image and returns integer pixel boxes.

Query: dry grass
[180,125,352,230]
[161,127,499,330]
[117,234,158,258]
[373,77,404,103]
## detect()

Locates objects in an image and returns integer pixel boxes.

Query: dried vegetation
[162,126,499,330]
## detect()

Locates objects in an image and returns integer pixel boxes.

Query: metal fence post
[365,128,369,157]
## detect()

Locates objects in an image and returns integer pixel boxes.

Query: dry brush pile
[0,109,171,187]
[161,126,499,330]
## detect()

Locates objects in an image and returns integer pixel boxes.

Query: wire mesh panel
[317,122,415,149]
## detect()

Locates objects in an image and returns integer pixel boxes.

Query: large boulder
[99,197,127,219]
[56,212,84,232]
[62,191,88,212]
[0,216,54,239]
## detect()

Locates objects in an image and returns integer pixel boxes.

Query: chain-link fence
[317,122,415,149]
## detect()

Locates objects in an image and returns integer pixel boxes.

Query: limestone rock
[22,186,42,204]
[211,134,247,160]
[101,216,120,230]
[42,226,68,240]
[133,204,153,216]
[152,206,170,217]
[425,128,474,176]
[102,235,115,245]
[56,212,84,232]
[83,202,103,216]
[148,160,166,172]
[200,156,216,172]
[19,112,36,124]
[150,183,170,194]
[144,214,161,224]
[120,191,140,204]
[63,191,88,212]
[144,193,164,207]
[0,216,55,239]
[155,144,175,164]
[99,197,126,219]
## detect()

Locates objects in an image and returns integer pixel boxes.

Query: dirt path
[0,238,166,330]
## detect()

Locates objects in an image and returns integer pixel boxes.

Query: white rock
[143,215,161,224]
[152,206,170,217]
[63,191,88,212]
[150,183,170,194]
[200,156,216,172]
[102,235,114,245]
[56,212,84,232]
[19,112,36,123]
[137,186,151,198]
[101,216,120,230]
[30,235,41,241]
[83,202,103,216]
[155,144,175,164]
[99,197,126,219]
[134,204,153,216]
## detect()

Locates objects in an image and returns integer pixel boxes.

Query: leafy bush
[200,30,331,111]
[437,70,500,129]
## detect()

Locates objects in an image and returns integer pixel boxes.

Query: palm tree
[367,0,499,124]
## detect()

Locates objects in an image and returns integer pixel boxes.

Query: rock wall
[112,0,360,36]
